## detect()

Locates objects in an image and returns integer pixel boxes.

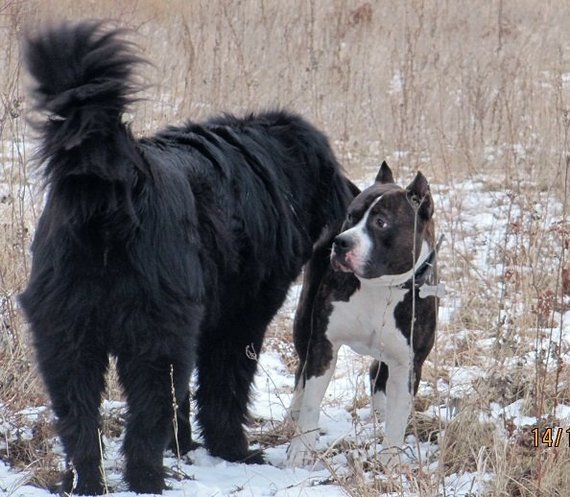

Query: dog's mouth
[330,253,354,273]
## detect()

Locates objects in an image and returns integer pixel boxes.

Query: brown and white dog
[287,162,443,467]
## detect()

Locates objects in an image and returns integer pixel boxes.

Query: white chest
[326,283,410,363]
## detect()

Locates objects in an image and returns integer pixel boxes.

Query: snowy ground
[1,174,569,497]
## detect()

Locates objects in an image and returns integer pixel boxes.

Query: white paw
[379,445,404,471]
[286,436,317,467]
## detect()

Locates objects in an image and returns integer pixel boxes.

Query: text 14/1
[532,427,570,448]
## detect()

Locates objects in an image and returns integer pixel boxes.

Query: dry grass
[1,0,570,495]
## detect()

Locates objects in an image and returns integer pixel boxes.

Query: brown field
[1,1,569,495]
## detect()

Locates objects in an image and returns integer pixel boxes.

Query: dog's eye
[376,217,388,229]
[346,213,353,223]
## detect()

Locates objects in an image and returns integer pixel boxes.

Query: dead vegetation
[1,0,570,495]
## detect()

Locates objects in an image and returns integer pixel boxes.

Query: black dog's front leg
[168,390,201,455]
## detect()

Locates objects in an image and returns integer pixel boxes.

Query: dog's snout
[333,234,353,253]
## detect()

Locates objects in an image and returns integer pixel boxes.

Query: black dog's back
[21,21,352,494]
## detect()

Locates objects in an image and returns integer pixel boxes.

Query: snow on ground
[1,175,569,496]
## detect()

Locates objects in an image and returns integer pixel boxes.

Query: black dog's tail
[25,22,145,191]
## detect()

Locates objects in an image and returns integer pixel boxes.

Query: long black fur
[20,21,352,495]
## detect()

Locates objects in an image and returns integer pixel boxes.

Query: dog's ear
[406,171,433,220]
[375,161,395,184]
[346,179,361,198]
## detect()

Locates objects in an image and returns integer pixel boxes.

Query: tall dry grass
[1,0,569,495]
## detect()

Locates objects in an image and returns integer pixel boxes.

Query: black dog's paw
[208,444,266,465]
[168,437,202,455]
[240,449,266,465]
[58,469,104,496]
[125,465,166,495]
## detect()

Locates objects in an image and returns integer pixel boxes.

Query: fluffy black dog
[20,22,352,495]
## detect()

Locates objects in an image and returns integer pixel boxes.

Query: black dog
[20,22,351,495]
[287,162,442,467]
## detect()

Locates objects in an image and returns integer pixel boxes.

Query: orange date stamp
[532,427,570,448]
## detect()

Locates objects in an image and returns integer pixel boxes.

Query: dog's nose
[333,234,353,254]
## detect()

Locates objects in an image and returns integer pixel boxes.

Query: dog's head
[331,161,434,281]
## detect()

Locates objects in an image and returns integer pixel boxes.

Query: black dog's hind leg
[168,390,201,455]
[195,322,265,464]
[117,355,192,494]
[37,338,109,495]
[196,283,291,464]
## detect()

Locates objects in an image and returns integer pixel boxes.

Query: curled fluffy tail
[25,21,144,183]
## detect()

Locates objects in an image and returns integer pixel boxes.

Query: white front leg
[286,351,338,467]
[371,389,387,423]
[381,360,413,467]
[288,384,304,424]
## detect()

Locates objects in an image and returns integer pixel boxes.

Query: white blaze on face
[332,195,383,274]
